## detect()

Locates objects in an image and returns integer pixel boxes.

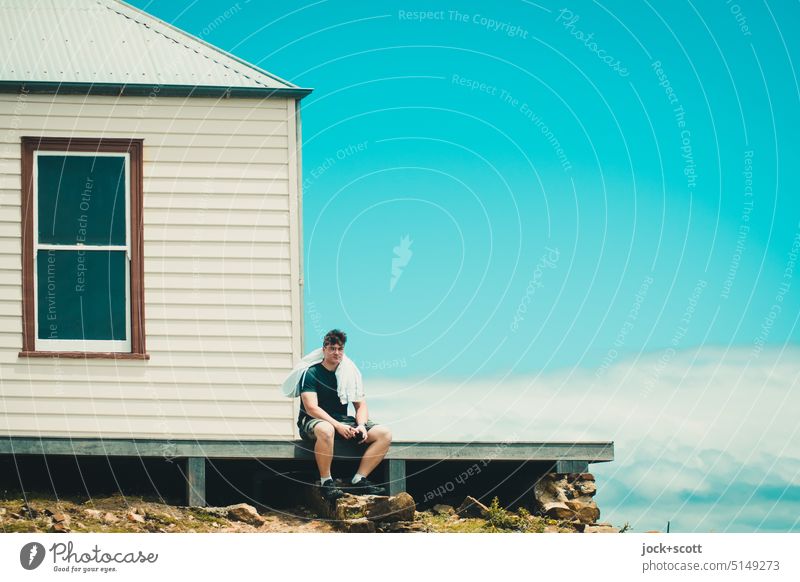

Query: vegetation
[483,497,549,532]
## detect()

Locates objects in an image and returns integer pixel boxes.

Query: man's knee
[314,421,335,441]
[372,425,392,443]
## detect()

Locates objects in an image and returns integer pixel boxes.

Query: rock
[306,484,417,524]
[543,525,561,533]
[377,520,427,533]
[83,509,102,519]
[584,524,620,533]
[456,496,489,518]
[565,499,600,524]
[318,494,365,521]
[225,503,266,527]
[338,518,375,533]
[364,492,415,522]
[126,512,145,524]
[51,511,70,525]
[533,475,569,506]
[19,505,39,519]
[103,512,119,524]
[49,522,70,533]
[534,473,601,524]
[541,502,575,521]
[432,504,455,516]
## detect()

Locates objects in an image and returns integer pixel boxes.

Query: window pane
[37,250,127,341]
[37,155,126,245]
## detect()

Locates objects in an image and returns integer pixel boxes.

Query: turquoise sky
[130,1,799,533]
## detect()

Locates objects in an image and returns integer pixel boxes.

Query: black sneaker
[320,479,344,501]
[348,478,387,496]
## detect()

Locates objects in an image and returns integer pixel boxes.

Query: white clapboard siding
[144,210,289,228]
[5,116,289,136]
[146,303,292,322]
[0,284,21,301]
[1,416,295,440]
[0,350,292,369]
[0,177,20,190]
[145,241,290,260]
[1,398,291,419]
[0,93,302,440]
[0,364,293,385]
[0,304,22,318]
[146,289,290,307]
[145,187,291,203]
[1,134,289,151]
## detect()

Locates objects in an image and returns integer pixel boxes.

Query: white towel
[280,347,365,404]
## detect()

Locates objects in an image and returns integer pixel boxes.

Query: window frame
[20,137,147,359]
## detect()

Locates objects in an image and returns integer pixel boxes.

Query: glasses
[325,345,344,352]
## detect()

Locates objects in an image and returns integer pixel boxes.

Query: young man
[297,329,392,500]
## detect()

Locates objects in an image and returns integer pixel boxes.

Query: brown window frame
[19,137,148,360]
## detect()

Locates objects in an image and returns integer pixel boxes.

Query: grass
[418,513,488,533]
[483,497,546,532]
[417,498,576,533]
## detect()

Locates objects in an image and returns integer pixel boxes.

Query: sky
[128,0,800,533]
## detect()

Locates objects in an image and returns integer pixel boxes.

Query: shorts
[298,415,378,442]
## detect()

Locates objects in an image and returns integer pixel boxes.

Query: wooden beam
[185,458,206,507]
[554,460,589,473]
[386,459,406,496]
[0,437,614,463]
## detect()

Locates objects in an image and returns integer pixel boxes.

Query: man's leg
[356,425,392,478]
[312,421,336,478]
[311,421,344,501]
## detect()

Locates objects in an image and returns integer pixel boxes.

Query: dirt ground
[0,494,336,533]
[0,493,611,533]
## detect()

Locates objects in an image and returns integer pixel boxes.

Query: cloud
[366,345,800,531]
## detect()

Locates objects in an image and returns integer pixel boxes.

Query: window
[20,137,146,358]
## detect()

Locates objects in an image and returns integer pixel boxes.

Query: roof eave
[0,81,313,99]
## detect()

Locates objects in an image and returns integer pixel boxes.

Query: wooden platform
[0,436,614,506]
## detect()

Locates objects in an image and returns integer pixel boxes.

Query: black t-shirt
[298,363,348,422]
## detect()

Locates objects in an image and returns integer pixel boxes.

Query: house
[0,0,612,507]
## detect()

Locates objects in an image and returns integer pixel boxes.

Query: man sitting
[297,329,392,500]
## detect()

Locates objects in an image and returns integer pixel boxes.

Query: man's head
[322,329,346,368]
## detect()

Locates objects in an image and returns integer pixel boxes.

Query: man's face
[323,342,344,366]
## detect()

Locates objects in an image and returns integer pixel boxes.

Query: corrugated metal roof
[0,0,310,95]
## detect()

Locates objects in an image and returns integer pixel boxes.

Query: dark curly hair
[323,329,347,347]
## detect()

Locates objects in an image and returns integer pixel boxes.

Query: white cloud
[366,345,800,531]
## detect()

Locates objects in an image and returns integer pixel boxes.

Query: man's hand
[335,422,357,440]
[354,425,368,444]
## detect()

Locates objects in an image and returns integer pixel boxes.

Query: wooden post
[386,459,406,496]
[185,457,206,507]
[554,460,589,473]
